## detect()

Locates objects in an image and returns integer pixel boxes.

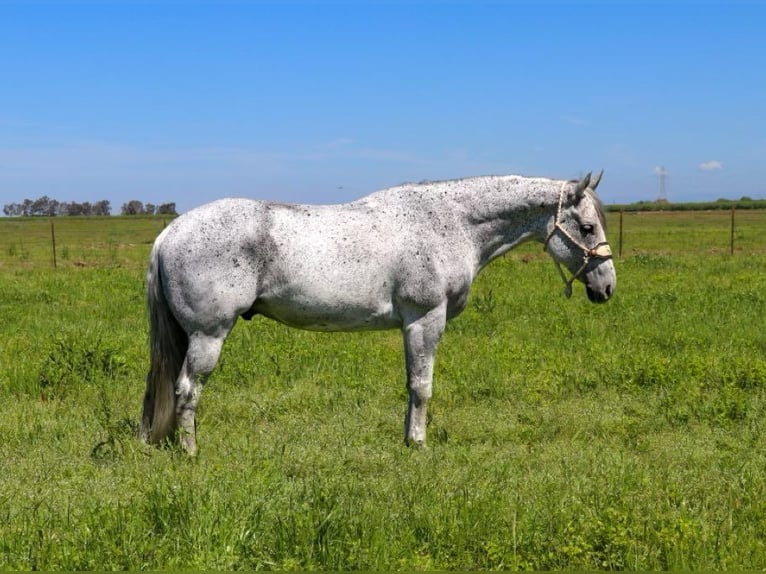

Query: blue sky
[1,1,764,213]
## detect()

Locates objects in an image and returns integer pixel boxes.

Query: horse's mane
[585,188,607,232]
[382,176,607,232]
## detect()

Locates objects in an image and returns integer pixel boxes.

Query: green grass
[1,213,766,569]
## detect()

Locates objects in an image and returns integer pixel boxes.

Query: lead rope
[544,181,612,298]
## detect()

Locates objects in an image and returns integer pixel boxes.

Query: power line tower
[655,166,668,202]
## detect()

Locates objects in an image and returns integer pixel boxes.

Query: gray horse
[140,172,616,454]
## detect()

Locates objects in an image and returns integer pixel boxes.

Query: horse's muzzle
[586,282,613,303]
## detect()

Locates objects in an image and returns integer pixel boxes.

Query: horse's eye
[579,224,594,236]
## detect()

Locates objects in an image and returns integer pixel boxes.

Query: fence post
[618,210,624,258]
[50,218,57,269]
[730,207,735,255]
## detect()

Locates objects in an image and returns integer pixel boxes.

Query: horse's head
[543,171,616,303]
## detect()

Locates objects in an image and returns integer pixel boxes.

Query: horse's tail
[140,234,188,445]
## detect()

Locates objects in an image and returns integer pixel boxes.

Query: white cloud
[699,160,723,171]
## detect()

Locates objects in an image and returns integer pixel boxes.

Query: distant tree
[30,196,46,215]
[68,202,80,215]
[121,200,145,215]
[3,203,21,216]
[30,196,59,216]
[66,202,85,216]
[144,203,156,215]
[93,200,111,216]
[157,202,177,215]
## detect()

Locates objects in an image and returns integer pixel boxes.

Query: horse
[139,171,616,455]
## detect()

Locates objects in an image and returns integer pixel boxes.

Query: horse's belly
[253,295,399,332]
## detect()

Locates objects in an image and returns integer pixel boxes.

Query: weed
[38,333,127,400]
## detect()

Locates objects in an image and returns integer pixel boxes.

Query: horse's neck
[463,177,559,270]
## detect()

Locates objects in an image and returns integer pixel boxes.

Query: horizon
[5,188,766,218]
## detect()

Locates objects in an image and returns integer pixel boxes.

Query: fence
[608,208,766,257]
[0,216,168,269]
[0,210,765,270]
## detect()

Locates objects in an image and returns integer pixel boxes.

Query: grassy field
[0,216,167,269]
[1,211,766,569]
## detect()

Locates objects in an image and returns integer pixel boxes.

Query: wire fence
[608,208,766,257]
[0,210,765,270]
[0,216,168,270]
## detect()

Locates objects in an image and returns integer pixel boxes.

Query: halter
[543,181,613,298]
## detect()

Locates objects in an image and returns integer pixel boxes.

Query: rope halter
[543,181,613,298]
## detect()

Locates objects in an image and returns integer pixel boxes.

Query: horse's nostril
[606,284,613,298]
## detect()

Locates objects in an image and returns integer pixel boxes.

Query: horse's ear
[590,169,604,191]
[574,172,591,199]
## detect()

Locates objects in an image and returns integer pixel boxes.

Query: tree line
[119,200,177,216]
[3,196,176,216]
[607,196,766,212]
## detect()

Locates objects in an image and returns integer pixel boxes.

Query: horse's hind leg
[175,331,226,455]
[401,304,446,447]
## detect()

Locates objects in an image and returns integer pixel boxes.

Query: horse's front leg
[401,303,446,447]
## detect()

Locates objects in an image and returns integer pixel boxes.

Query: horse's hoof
[180,437,198,456]
[404,437,427,449]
